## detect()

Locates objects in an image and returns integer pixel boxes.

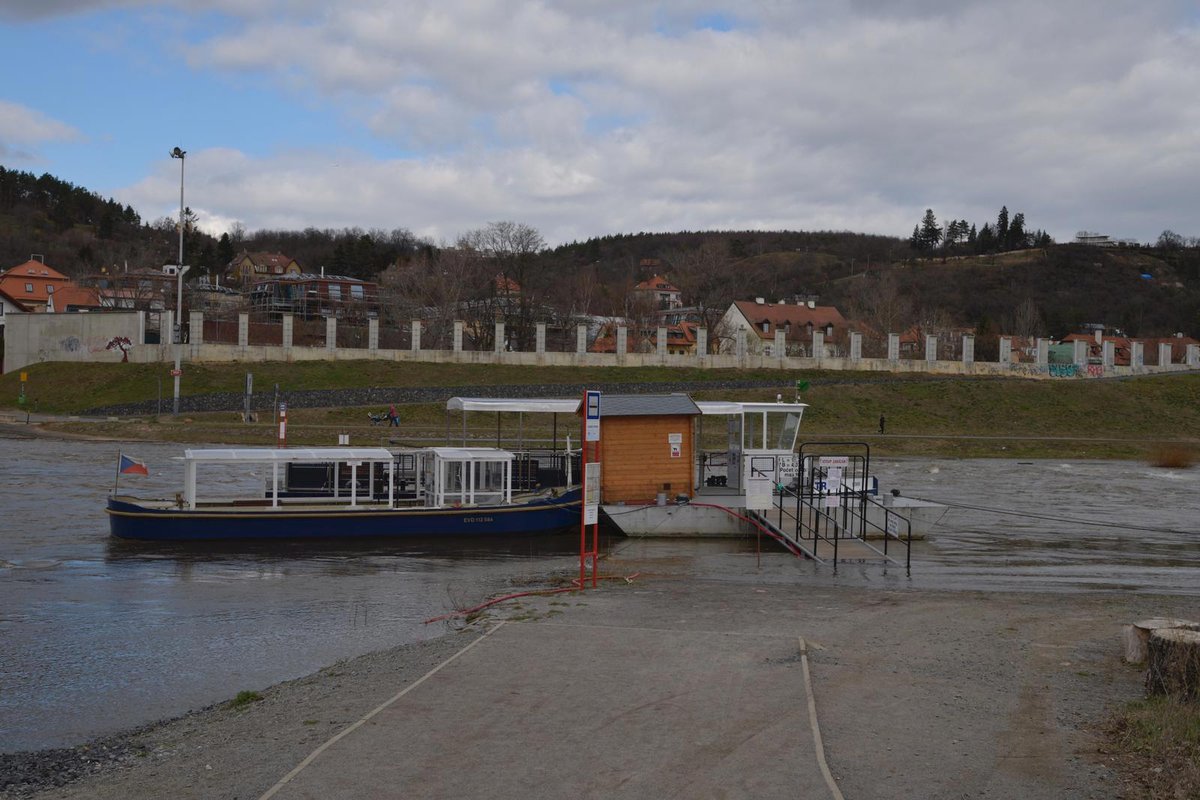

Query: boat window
[767,411,802,450]
[743,411,764,450]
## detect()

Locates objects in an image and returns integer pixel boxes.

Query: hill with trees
[2,164,1199,340]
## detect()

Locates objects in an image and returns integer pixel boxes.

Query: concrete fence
[4,310,1199,379]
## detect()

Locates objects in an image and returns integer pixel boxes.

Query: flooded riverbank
[1,437,1197,753]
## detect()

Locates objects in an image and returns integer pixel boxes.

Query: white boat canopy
[182,447,395,463]
[445,397,579,414]
[181,447,397,510]
[696,401,809,415]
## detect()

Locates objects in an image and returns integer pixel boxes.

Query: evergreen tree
[996,206,1009,250]
[910,224,923,251]
[977,223,996,253]
[1008,212,1026,249]
[919,209,942,251]
[217,232,235,267]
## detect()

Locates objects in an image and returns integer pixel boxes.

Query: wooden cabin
[591,394,700,504]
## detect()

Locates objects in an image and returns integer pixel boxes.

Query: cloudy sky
[1,1,1198,246]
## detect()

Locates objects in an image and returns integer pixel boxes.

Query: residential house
[1060,331,1132,365]
[718,299,849,356]
[634,274,683,310]
[45,285,102,313]
[589,320,700,356]
[0,259,72,313]
[0,286,32,328]
[229,252,302,287]
[249,273,379,321]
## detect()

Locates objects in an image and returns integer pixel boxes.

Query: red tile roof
[731,300,847,339]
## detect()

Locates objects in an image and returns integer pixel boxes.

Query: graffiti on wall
[105,336,133,362]
[1047,364,1079,377]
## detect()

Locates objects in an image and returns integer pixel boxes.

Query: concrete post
[735,328,747,360]
[696,328,708,359]
[849,332,862,361]
[1158,342,1173,367]
[616,326,628,358]
[658,326,668,359]
[962,334,974,365]
[453,321,463,352]
[368,317,379,352]
[282,314,293,349]
[1131,341,1144,368]
[189,311,204,346]
[887,333,899,362]
[999,336,1012,364]
[239,312,249,348]
[1036,338,1049,366]
[576,324,587,355]
[535,323,546,355]
[775,329,786,359]
[411,320,421,351]
[811,330,822,361]
[494,321,505,354]
[1102,340,1115,368]
[162,309,174,350]
[1188,344,1200,367]
[325,315,336,351]
[925,335,937,364]
[1073,340,1088,366]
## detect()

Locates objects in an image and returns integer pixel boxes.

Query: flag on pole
[118,453,149,476]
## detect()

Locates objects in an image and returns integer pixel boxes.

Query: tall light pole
[170,146,188,415]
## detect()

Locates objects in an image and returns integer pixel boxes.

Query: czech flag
[119,453,149,476]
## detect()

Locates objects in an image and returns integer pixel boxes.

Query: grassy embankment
[2,361,1199,460]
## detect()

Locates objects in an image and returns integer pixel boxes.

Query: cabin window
[761,321,770,334]
[46,284,54,294]
[767,411,802,450]
[328,284,342,301]
[350,284,364,300]
[25,283,33,293]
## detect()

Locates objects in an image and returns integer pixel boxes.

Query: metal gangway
[747,442,913,572]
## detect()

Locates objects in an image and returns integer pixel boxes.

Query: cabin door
[726,415,742,490]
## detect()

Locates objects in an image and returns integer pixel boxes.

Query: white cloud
[108,1,1200,244]
[0,100,82,143]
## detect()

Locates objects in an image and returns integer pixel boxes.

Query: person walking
[388,404,400,427]
[878,413,886,434]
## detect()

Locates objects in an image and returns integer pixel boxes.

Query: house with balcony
[249,273,379,321]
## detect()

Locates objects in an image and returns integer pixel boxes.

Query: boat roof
[427,446,515,460]
[181,447,395,463]
[446,397,578,414]
[696,401,809,415]
[446,396,808,417]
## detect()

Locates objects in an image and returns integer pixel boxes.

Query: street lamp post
[170,146,188,415]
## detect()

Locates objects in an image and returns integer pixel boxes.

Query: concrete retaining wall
[6,310,1196,382]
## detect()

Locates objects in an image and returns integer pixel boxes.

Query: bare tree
[457,222,546,350]
[665,242,738,353]
[848,272,913,342]
[1005,297,1045,338]
[378,247,485,349]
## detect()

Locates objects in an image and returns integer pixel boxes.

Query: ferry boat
[107,446,581,541]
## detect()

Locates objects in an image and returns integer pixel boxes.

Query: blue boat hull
[107,490,582,542]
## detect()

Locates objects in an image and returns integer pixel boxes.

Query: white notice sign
[584,463,601,525]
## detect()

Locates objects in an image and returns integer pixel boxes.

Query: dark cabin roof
[577,393,701,417]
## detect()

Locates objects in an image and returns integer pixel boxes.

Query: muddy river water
[1,436,1197,752]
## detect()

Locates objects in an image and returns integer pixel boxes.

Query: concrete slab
[270,620,832,800]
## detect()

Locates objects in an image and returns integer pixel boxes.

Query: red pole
[579,390,587,587]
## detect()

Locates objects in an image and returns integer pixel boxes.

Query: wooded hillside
[2,165,1198,339]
